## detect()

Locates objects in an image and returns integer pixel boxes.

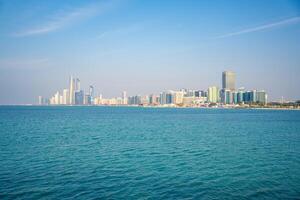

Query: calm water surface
[0,106,300,199]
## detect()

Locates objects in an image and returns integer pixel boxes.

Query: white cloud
[13,1,113,37]
[216,16,300,39]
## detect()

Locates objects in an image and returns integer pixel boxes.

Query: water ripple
[1,106,300,199]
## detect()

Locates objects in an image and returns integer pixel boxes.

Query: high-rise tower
[208,86,219,103]
[222,71,236,91]
[122,91,127,105]
[76,78,81,91]
[89,85,94,102]
[63,89,69,104]
[69,76,76,104]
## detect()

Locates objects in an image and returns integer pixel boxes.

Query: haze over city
[0,0,300,104]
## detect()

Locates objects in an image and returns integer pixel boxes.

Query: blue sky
[0,0,300,104]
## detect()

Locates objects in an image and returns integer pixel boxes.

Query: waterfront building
[93,94,102,105]
[50,96,55,105]
[160,92,167,105]
[149,94,158,105]
[141,96,149,105]
[38,96,44,105]
[222,71,236,91]
[195,90,206,97]
[256,90,267,104]
[69,76,82,105]
[75,90,84,105]
[107,98,117,105]
[94,97,99,105]
[182,96,196,106]
[159,91,178,105]
[237,89,245,103]
[208,86,219,103]
[128,95,141,105]
[44,98,50,105]
[166,92,173,104]
[99,94,103,104]
[197,96,207,104]
[220,89,225,104]
[69,76,76,104]
[84,94,92,105]
[127,96,134,105]
[135,95,142,105]
[122,91,127,105]
[173,91,184,104]
[250,90,257,103]
[243,90,261,104]
[225,90,233,104]
[185,90,195,97]
[232,91,238,104]
[54,92,60,105]
[243,91,251,103]
[116,97,124,105]
[76,78,81,91]
[63,89,69,105]
[221,89,233,104]
[89,86,94,103]
[155,96,160,104]
[59,95,63,105]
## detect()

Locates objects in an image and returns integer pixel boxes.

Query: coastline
[1,104,299,111]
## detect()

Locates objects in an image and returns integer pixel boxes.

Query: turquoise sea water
[0,106,300,199]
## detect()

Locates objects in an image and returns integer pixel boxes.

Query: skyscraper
[122,91,127,105]
[84,94,91,105]
[208,86,219,103]
[63,89,69,105]
[149,94,158,105]
[59,95,63,105]
[76,78,81,91]
[38,96,44,105]
[69,76,76,105]
[237,88,245,103]
[160,92,167,105]
[224,89,233,104]
[89,86,94,103]
[75,90,84,105]
[256,90,267,104]
[166,93,173,104]
[249,90,257,103]
[128,95,141,105]
[54,91,60,105]
[222,71,236,90]
[232,91,238,104]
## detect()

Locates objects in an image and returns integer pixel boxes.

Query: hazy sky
[0,0,300,104]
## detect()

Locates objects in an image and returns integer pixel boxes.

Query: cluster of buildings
[207,71,267,105]
[38,71,267,107]
[38,76,95,106]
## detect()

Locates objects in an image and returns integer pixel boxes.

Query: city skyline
[39,70,268,107]
[0,0,300,104]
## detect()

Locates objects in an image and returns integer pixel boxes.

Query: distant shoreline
[0,104,299,111]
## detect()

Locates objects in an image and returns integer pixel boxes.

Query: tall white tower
[122,91,127,105]
[69,76,75,105]
[63,89,69,105]
[54,91,60,105]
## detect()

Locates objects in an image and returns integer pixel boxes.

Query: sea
[0,106,300,199]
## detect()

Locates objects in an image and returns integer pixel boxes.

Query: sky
[0,0,300,104]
